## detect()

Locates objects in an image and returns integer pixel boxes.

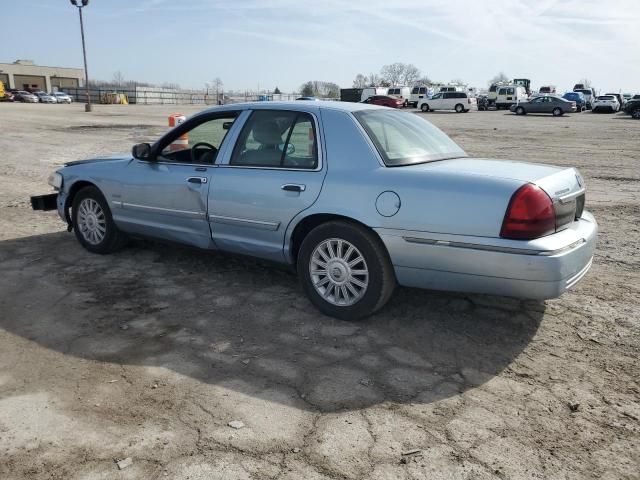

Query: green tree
[274,86,281,94]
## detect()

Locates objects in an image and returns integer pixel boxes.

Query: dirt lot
[0,103,638,479]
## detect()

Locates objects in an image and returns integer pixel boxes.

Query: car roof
[197,101,384,115]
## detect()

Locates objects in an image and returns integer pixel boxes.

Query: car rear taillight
[500,184,555,240]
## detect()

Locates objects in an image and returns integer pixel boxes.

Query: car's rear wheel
[421,103,430,112]
[632,108,640,119]
[516,106,525,115]
[72,186,127,254]
[297,221,395,320]
[552,107,563,117]
[455,104,464,113]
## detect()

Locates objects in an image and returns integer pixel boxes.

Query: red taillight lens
[500,184,555,239]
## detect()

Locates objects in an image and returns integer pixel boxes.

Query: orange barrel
[168,113,188,151]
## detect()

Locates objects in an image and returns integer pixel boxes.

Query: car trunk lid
[415,158,586,230]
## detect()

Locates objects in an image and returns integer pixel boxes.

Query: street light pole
[70,0,92,112]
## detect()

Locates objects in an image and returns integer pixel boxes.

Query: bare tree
[352,74,368,88]
[380,63,405,86]
[112,71,125,87]
[578,78,592,87]
[416,75,432,86]
[211,77,223,103]
[299,80,340,98]
[488,72,510,86]
[367,73,381,87]
[450,78,465,86]
[401,64,421,86]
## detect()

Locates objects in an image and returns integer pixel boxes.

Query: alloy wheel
[77,198,106,245]
[309,238,369,306]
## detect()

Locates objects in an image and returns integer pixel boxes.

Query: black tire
[455,104,464,113]
[552,107,563,117]
[516,106,525,115]
[72,186,127,254]
[632,108,640,119]
[420,103,429,112]
[297,221,396,320]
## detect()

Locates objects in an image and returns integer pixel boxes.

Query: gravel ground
[0,103,638,480]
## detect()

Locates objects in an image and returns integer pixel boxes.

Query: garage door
[14,74,46,91]
[51,77,79,88]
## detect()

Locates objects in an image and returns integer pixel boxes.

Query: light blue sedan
[31,102,597,319]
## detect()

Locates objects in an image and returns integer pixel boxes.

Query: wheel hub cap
[77,198,107,245]
[309,238,369,307]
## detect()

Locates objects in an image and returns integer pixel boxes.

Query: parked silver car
[35,91,57,103]
[52,91,73,104]
[511,95,577,116]
[31,102,596,319]
[14,90,39,103]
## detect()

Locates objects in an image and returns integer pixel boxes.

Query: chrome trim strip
[566,257,593,289]
[558,188,586,204]
[120,202,204,217]
[402,236,586,256]
[208,214,280,231]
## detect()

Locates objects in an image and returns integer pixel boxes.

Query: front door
[116,111,240,248]
[208,109,326,262]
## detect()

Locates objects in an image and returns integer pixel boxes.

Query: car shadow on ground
[0,232,544,412]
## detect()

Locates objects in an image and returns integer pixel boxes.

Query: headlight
[48,172,63,189]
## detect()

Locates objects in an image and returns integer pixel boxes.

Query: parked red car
[361,95,404,108]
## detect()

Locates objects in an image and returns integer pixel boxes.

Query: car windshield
[354,109,467,167]
[598,96,614,100]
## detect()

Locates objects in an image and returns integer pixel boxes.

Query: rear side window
[419,87,427,94]
[443,93,453,99]
[354,110,467,167]
[411,87,419,94]
[231,110,318,169]
[456,92,466,98]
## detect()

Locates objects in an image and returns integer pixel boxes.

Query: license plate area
[31,193,58,211]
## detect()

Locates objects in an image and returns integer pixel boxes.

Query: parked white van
[495,85,528,109]
[361,87,388,102]
[418,91,476,113]
[409,86,429,107]
[386,86,411,106]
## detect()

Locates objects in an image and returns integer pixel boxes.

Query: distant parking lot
[0,103,638,479]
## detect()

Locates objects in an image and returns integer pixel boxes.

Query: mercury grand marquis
[31,102,597,319]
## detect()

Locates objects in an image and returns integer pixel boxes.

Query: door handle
[281,184,306,192]
[187,176,207,184]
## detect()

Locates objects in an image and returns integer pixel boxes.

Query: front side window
[230,110,318,169]
[431,93,442,99]
[160,114,238,164]
[354,109,467,167]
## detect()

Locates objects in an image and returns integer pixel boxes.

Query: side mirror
[132,143,152,160]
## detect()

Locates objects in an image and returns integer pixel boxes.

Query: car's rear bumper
[375,211,597,299]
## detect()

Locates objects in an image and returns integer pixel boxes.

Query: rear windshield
[598,96,614,100]
[353,109,467,167]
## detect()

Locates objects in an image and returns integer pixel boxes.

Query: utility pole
[70,0,92,112]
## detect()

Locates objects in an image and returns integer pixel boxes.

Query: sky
[1,0,639,93]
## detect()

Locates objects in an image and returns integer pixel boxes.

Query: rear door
[208,109,326,262]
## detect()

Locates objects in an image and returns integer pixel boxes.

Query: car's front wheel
[297,221,395,320]
[72,186,127,254]
[516,106,525,115]
[420,103,430,112]
[631,108,640,119]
